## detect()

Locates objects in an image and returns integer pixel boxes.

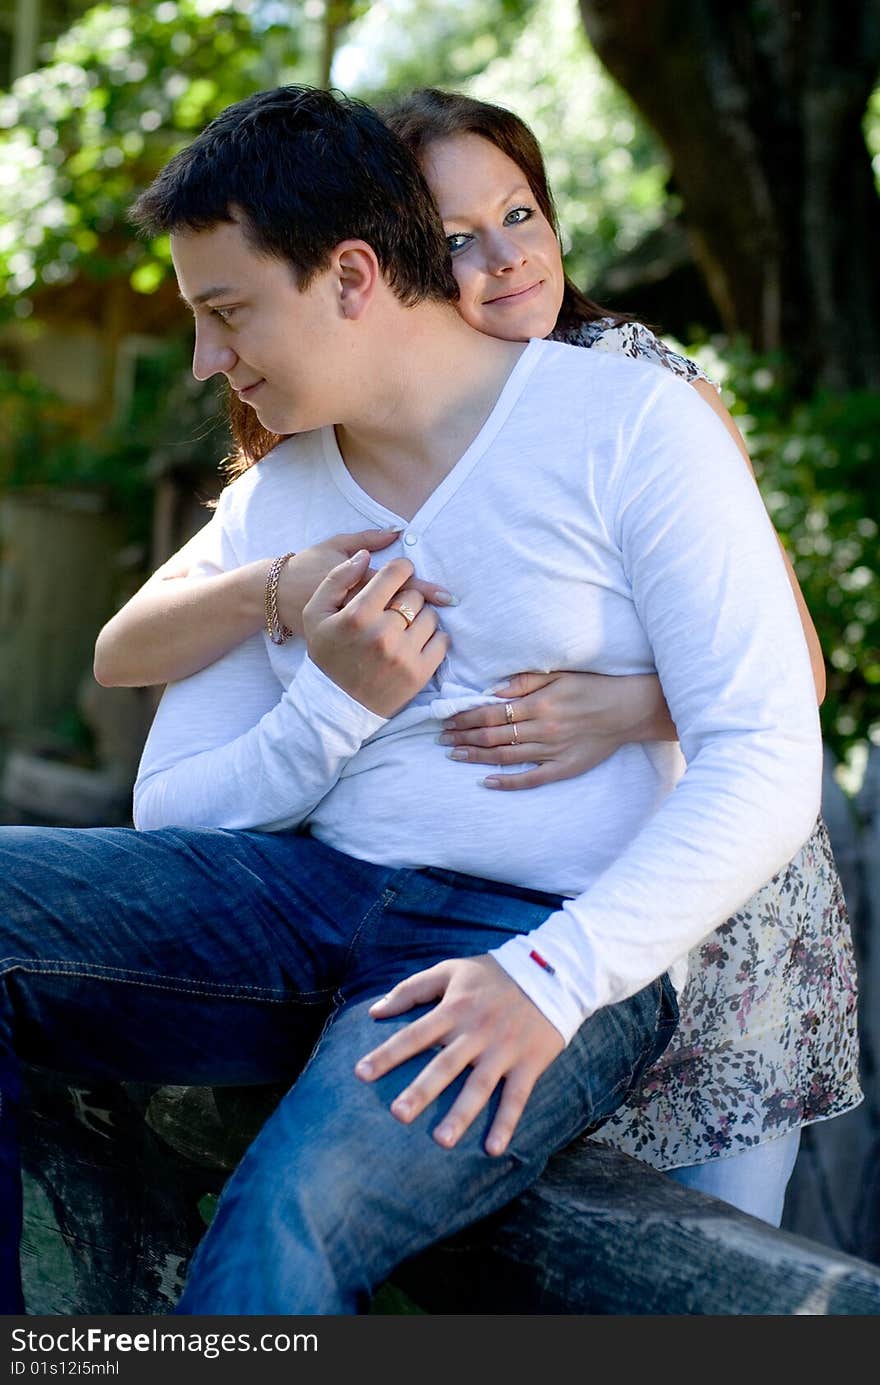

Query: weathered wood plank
[395,1138,880,1315]
[20,1069,880,1316]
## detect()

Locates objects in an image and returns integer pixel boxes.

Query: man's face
[172,217,343,435]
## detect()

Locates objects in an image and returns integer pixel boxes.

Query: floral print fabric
[558,317,862,1169]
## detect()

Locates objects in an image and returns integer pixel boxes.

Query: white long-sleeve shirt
[134,339,821,1041]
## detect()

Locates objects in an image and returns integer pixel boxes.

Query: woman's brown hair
[225,87,620,478]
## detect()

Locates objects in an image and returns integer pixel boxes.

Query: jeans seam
[339,885,400,979]
[299,888,404,1090]
[557,976,674,1150]
[1,957,328,1005]
[630,976,671,1078]
[294,996,344,1082]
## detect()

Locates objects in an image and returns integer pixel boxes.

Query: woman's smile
[483,279,545,306]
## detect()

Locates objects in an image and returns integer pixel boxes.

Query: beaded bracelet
[265,551,296,644]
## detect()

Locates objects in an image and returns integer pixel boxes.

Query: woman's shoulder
[554,317,715,388]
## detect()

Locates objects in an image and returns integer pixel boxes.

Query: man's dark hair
[130,85,459,307]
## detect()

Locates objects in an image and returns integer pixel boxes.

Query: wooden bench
[19,1069,880,1315]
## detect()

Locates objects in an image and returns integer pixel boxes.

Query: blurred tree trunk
[12,0,41,81]
[579,0,880,392]
[318,0,357,89]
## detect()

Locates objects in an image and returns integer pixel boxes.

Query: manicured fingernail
[349,549,368,563]
[433,590,459,606]
[481,685,508,696]
[369,995,389,1010]
[435,1124,454,1146]
[447,749,469,761]
[436,733,454,745]
[383,526,403,532]
[480,776,501,789]
[486,1136,506,1156]
[392,1097,411,1119]
[355,1059,372,1078]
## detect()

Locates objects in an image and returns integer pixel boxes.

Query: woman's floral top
[555,317,862,1169]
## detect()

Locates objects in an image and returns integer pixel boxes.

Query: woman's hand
[94,526,456,688]
[276,528,456,637]
[438,670,677,790]
[304,553,449,717]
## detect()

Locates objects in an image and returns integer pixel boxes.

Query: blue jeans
[667,1128,802,1226]
[0,825,678,1314]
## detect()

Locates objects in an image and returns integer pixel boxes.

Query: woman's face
[421,132,565,342]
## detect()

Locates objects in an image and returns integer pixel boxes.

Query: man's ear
[333,241,380,321]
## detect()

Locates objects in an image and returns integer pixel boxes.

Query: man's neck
[334,304,528,519]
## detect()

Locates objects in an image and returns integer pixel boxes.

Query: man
[0,86,820,1314]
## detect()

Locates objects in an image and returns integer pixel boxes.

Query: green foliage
[0,0,317,313]
[369,1281,426,1313]
[865,84,880,192]
[336,0,539,95]
[198,1191,219,1226]
[0,337,225,542]
[0,366,64,486]
[343,0,671,290]
[702,343,880,758]
[1,0,671,312]
[463,0,670,290]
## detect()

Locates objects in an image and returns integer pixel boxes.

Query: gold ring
[511,722,519,745]
[389,601,417,628]
[504,701,516,725]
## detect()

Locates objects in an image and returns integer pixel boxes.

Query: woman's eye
[504,206,534,227]
[445,233,471,255]
[212,306,235,323]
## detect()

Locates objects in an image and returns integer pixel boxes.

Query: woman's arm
[133,551,441,833]
[94,546,272,688]
[690,377,826,703]
[439,670,676,789]
[94,526,454,688]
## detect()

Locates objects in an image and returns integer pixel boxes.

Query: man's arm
[489,374,821,1039]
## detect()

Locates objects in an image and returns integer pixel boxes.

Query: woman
[95,90,860,1225]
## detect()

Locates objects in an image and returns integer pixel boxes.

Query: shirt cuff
[490,924,588,1045]
[288,654,389,743]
